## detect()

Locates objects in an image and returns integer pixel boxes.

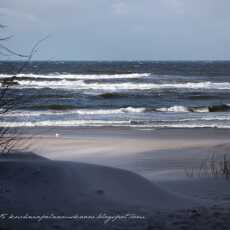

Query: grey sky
[0,0,230,60]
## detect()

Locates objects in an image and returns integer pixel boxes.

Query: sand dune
[0,153,196,213]
[0,152,200,229]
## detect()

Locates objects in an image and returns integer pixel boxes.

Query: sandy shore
[27,127,230,177]
[2,127,230,229]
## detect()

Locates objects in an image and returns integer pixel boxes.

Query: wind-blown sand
[1,127,230,229]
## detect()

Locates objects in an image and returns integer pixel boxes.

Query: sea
[1,61,230,129]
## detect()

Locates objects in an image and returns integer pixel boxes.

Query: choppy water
[1,61,230,128]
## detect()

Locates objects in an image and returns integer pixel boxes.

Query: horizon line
[1,59,230,62]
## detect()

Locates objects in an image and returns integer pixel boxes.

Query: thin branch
[13,35,50,76]
[0,34,49,154]
[0,44,29,58]
[0,35,13,41]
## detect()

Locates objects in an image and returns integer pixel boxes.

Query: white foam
[192,107,210,113]
[156,105,190,113]
[0,73,150,80]
[146,124,230,129]
[1,120,230,129]
[0,120,130,127]
[14,80,230,90]
[73,107,146,115]
[120,107,146,113]
[1,107,147,117]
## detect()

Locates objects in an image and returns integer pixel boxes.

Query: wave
[0,73,150,81]
[1,119,230,129]
[0,120,130,127]
[11,80,230,90]
[156,106,190,112]
[157,104,230,113]
[2,107,147,117]
[3,104,230,118]
[132,123,230,129]
[61,107,146,115]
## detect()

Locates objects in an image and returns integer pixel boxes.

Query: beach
[28,127,230,178]
[0,127,229,229]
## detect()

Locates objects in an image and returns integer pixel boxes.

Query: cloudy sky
[0,0,230,60]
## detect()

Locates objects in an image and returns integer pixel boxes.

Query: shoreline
[16,126,230,138]
[22,127,230,178]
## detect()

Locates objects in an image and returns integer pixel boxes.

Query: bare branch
[0,35,13,41]
[0,44,29,58]
[0,30,49,153]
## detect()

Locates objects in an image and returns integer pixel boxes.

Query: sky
[0,0,230,61]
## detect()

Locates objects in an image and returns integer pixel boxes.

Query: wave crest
[157,104,230,113]
[0,73,150,80]
[13,80,230,90]
[157,106,190,113]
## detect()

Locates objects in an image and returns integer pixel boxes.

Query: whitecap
[14,80,230,90]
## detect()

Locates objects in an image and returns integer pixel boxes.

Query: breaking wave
[157,104,230,113]
[0,120,130,127]
[0,73,150,81]
[2,104,230,117]
[1,120,230,129]
[157,106,190,113]
[11,80,230,90]
[1,107,147,117]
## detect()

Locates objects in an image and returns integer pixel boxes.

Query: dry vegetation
[0,24,47,153]
[185,153,230,179]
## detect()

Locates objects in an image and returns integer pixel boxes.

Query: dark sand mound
[0,153,197,214]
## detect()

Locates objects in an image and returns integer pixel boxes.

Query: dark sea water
[1,61,230,128]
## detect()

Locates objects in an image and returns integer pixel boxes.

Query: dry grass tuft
[185,153,230,179]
